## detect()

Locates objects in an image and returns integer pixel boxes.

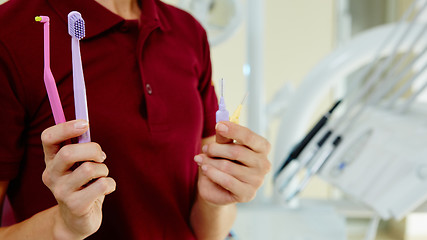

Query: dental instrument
[274,100,341,179]
[340,0,426,123]
[36,16,66,124]
[298,0,427,184]
[367,23,427,105]
[281,96,381,199]
[279,0,418,173]
[274,0,426,203]
[285,135,342,202]
[296,58,423,197]
[277,129,332,193]
[368,40,427,106]
[283,49,416,199]
[342,0,419,107]
[327,1,427,168]
[329,129,373,177]
[364,215,381,240]
[230,92,248,124]
[273,0,419,192]
[332,0,424,128]
[294,108,373,201]
[320,106,427,220]
[384,60,427,109]
[216,78,229,123]
[68,11,90,143]
[278,58,400,193]
[398,75,427,113]
[313,0,420,143]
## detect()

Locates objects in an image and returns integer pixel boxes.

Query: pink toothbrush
[35,16,66,124]
[68,11,90,143]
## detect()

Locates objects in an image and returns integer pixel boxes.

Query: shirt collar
[47,0,169,39]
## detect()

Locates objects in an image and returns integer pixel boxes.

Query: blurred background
[162,0,427,239]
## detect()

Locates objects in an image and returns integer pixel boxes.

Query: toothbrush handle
[41,17,66,125]
[72,38,91,143]
[44,70,66,124]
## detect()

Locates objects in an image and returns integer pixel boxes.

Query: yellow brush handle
[230,105,242,124]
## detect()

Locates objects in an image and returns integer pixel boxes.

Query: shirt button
[146,84,153,95]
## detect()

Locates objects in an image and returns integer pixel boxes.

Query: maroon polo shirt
[0,0,218,239]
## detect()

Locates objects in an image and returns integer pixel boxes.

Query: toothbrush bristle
[35,15,49,23]
[68,11,85,40]
[221,78,224,97]
[241,92,249,105]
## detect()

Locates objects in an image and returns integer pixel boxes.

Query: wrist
[191,192,237,240]
[52,206,83,240]
[195,192,236,214]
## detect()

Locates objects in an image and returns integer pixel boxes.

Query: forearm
[0,205,78,240]
[190,194,236,240]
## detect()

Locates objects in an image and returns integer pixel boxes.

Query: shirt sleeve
[198,30,218,139]
[0,41,26,180]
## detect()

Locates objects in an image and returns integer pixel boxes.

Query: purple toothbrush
[68,11,90,143]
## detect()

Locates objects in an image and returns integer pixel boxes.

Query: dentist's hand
[195,121,271,205]
[41,120,116,240]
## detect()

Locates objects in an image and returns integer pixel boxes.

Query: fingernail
[216,123,228,132]
[194,155,202,164]
[101,151,107,161]
[202,145,208,153]
[201,165,208,171]
[74,121,88,129]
